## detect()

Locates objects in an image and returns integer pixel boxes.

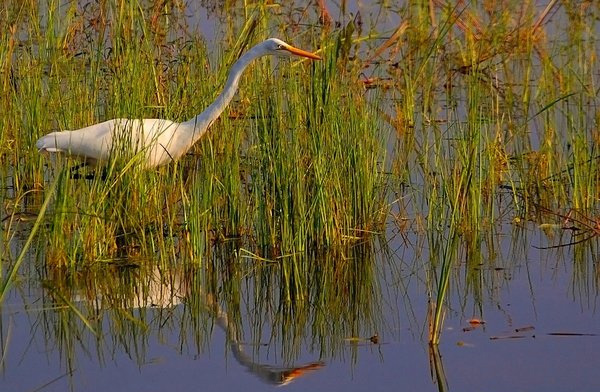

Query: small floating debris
[547,332,597,337]
[490,335,528,340]
[462,318,486,332]
[515,325,535,333]
[468,318,486,325]
[343,333,381,345]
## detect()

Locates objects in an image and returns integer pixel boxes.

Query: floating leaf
[490,335,528,340]
[515,325,535,332]
[468,318,486,325]
[547,332,597,337]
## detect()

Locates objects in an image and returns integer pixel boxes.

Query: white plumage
[36,118,190,167]
[36,38,320,169]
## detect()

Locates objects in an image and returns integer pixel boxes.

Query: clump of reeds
[358,0,599,344]
[1,0,599,349]
[1,2,390,266]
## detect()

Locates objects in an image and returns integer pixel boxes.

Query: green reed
[1,0,599,348]
[0,0,390,265]
[378,0,600,343]
[184,32,390,257]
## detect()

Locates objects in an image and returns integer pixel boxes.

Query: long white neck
[181,44,269,144]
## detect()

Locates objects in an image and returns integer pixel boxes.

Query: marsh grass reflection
[32,242,384,385]
[1,4,599,392]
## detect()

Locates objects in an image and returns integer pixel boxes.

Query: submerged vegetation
[0,1,599,375]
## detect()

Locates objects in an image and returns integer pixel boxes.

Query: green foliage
[0,0,598,352]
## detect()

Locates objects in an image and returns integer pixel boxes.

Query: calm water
[2,1,600,391]
[1,221,599,391]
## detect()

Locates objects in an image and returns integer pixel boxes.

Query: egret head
[263,38,321,60]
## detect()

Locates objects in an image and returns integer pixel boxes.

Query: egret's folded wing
[36,120,116,161]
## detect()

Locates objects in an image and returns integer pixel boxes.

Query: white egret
[36,38,321,168]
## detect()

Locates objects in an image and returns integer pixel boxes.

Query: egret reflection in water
[42,264,324,386]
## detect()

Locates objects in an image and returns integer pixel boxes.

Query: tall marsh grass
[1,1,390,265]
[1,0,599,348]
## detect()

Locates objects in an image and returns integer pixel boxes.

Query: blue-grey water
[2,221,599,391]
[2,1,600,391]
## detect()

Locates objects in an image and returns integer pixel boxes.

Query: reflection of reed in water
[45,264,324,386]
[36,241,384,388]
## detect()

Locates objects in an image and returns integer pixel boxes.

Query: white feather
[35,38,320,169]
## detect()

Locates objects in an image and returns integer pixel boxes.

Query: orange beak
[284,44,322,60]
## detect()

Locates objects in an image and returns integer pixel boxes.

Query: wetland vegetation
[1,1,599,390]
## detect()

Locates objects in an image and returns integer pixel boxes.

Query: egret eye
[277,44,284,50]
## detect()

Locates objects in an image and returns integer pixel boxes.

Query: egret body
[36,38,320,168]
